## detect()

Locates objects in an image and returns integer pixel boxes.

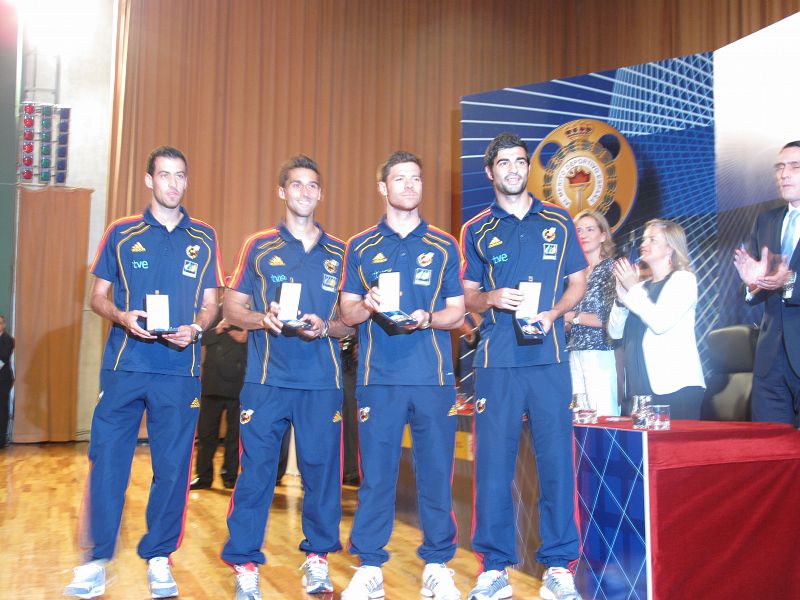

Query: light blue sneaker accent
[64,560,107,599]
[341,565,384,599]
[300,554,334,594]
[147,557,178,599]
[234,563,262,600]
[540,567,582,600]
[468,569,511,600]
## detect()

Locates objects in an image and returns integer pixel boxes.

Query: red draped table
[574,419,800,599]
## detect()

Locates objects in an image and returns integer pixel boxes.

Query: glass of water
[572,393,598,424]
[631,395,652,429]
[648,404,671,430]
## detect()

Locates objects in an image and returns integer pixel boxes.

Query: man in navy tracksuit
[460,133,586,600]
[220,155,352,600]
[64,146,222,599]
[339,151,465,600]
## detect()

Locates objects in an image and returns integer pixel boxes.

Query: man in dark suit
[191,308,248,489]
[734,140,800,425]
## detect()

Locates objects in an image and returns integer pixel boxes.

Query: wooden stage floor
[0,442,544,599]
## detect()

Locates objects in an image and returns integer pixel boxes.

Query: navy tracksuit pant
[86,369,200,560]
[348,384,458,566]
[472,363,579,570]
[221,384,343,566]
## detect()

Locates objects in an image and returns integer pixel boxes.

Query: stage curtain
[13,187,91,442]
[107,0,800,272]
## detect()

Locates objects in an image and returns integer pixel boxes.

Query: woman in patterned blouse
[565,210,620,416]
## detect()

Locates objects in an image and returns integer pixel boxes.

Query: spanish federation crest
[359,407,371,422]
[529,119,638,232]
[417,252,434,267]
[186,244,200,259]
[324,258,339,274]
[240,409,254,424]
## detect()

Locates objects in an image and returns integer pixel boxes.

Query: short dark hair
[484,132,529,168]
[278,154,321,188]
[377,151,422,183]
[146,146,187,176]
[782,141,800,151]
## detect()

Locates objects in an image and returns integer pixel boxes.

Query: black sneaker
[190,478,211,490]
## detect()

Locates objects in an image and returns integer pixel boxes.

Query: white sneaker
[300,553,334,594]
[468,569,511,600]
[421,563,461,599]
[63,560,107,599]
[540,567,581,600]
[234,563,262,600]
[341,565,385,600]
[147,557,178,599]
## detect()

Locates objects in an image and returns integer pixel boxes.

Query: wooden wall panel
[13,187,91,442]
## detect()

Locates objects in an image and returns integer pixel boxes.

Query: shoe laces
[476,569,506,592]
[546,567,577,593]
[148,557,171,582]
[299,554,329,582]
[235,564,259,593]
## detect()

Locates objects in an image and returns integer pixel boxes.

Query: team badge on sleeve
[186,244,200,259]
[240,409,254,424]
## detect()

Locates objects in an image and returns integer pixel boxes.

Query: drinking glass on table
[631,395,652,429]
[648,404,671,430]
[573,393,598,424]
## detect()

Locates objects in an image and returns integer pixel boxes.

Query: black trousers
[0,381,11,446]
[752,346,800,426]
[195,394,240,485]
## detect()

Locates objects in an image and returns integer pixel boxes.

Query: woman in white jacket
[608,219,705,419]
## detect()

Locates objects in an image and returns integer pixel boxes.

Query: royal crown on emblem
[565,124,593,139]
[567,168,591,185]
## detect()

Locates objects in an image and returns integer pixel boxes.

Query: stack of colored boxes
[18,101,70,185]
[20,102,35,181]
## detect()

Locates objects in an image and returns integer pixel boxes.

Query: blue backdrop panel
[461,52,718,368]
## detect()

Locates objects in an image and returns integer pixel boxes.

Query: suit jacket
[0,331,13,383]
[200,320,246,398]
[747,204,800,377]
[608,270,705,394]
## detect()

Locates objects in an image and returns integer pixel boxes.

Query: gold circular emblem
[528,119,638,231]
